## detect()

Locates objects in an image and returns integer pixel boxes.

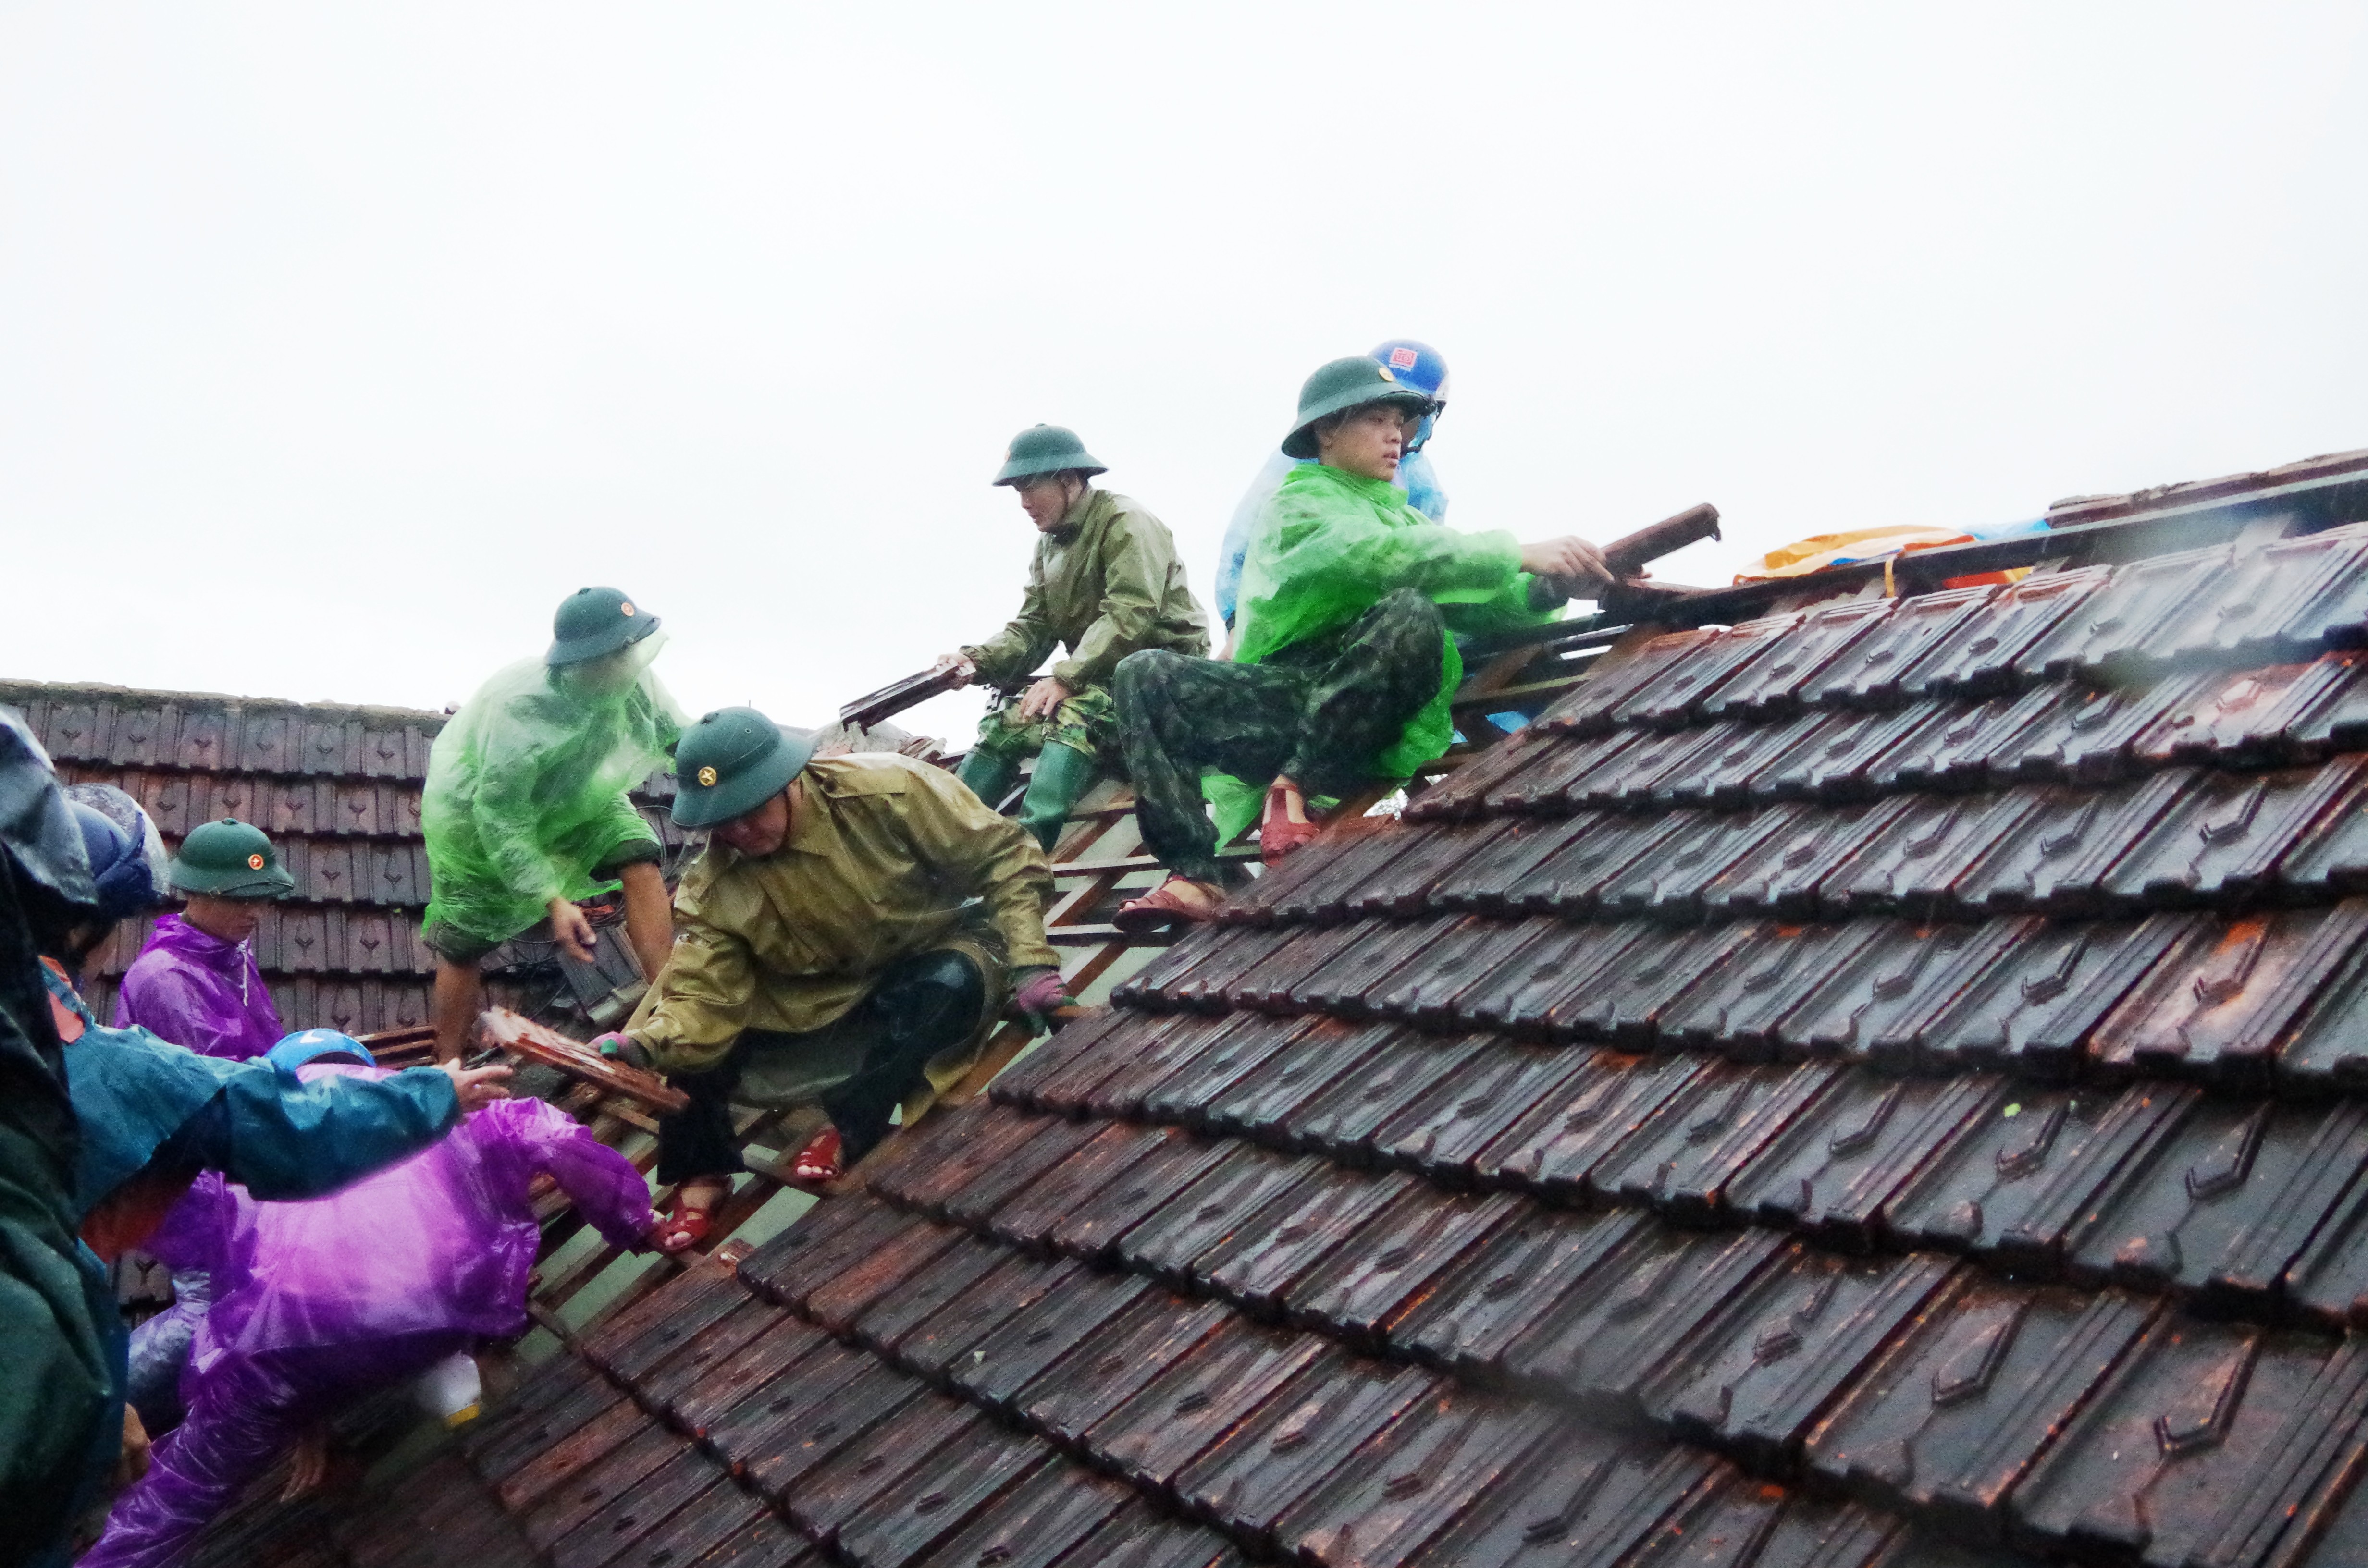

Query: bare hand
[1518,536,1615,590]
[547,897,598,963]
[1017,676,1071,723]
[932,652,977,688]
[113,1406,151,1493]
[438,1060,514,1114]
[280,1426,330,1500]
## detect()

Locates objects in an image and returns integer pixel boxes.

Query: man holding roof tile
[592,706,1066,1247]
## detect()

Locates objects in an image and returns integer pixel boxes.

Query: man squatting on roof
[420,585,684,1060]
[1113,355,1617,930]
[934,423,1210,853]
[593,706,1070,1249]
[1211,337,1456,644]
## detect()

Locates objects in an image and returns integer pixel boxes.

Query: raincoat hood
[137,915,250,973]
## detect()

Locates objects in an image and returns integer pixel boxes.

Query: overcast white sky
[5,5,2366,744]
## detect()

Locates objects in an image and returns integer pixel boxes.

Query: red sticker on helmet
[1389,347,1418,369]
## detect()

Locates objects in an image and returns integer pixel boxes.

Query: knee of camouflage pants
[1285,588,1449,797]
[971,686,1114,766]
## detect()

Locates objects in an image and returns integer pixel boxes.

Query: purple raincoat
[114,914,283,1060]
[85,1068,655,1568]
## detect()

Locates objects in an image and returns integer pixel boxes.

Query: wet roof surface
[116,454,2368,1567]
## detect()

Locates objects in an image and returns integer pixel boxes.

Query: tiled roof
[99,448,2368,1568]
[0,680,685,1036]
[2046,447,2368,528]
[437,520,2368,1568]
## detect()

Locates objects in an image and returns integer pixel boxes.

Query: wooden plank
[478,1007,690,1115]
[1603,501,1722,576]
[839,666,964,728]
[1448,674,1589,714]
[1050,922,1177,947]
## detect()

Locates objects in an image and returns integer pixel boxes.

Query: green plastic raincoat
[421,638,685,951]
[1210,463,1562,835]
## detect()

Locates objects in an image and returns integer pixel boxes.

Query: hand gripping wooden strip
[477,1005,690,1114]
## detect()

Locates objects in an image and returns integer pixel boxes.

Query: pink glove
[1008,968,1072,1019]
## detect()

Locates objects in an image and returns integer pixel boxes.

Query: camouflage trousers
[1113,588,1447,882]
[965,682,1118,768]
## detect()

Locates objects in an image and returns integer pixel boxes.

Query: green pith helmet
[1280,356,1438,460]
[547,587,660,667]
[992,424,1107,487]
[170,818,296,899]
[671,707,819,830]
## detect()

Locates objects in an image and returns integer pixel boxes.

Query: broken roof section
[98,442,2368,1568]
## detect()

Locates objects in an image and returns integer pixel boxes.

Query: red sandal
[654,1182,725,1254]
[1113,875,1225,934]
[790,1127,843,1186]
[1258,778,1324,865]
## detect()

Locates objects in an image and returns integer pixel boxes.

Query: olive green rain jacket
[1211,463,1565,836]
[962,490,1209,691]
[626,754,1058,1074]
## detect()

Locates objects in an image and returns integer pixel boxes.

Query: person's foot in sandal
[1259,776,1324,865]
[653,1177,728,1254]
[789,1126,843,1186]
[1113,874,1225,934]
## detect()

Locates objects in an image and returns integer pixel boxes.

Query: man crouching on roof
[1110,355,1616,931]
[591,707,1069,1250]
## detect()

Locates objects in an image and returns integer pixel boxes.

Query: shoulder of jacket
[1099,493,1176,544]
[671,845,738,911]
[809,753,922,797]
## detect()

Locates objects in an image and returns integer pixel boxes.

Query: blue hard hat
[1369,340,1448,453]
[1369,340,1450,404]
[268,1029,377,1073]
[69,799,168,925]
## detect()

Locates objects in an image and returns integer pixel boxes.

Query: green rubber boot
[957,748,1021,812]
[1017,742,1098,854]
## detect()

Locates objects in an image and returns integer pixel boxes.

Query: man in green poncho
[934,424,1209,852]
[421,587,686,1058]
[1112,356,1613,930]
